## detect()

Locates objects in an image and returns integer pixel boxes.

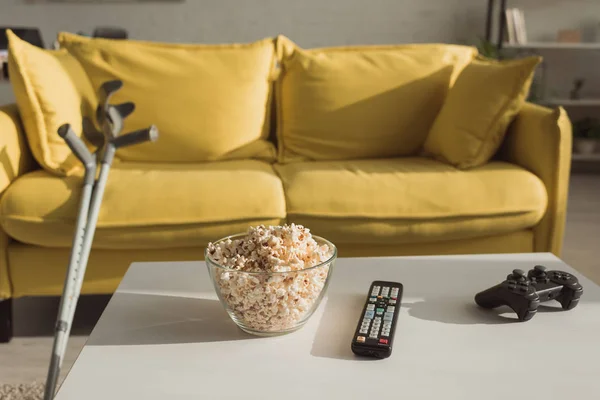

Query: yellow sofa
[0,34,571,342]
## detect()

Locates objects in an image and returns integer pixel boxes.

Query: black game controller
[475,266,583,321]
[527,265,583,310]
[474,269,540,321]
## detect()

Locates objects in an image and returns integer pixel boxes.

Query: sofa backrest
[58,32,278,165]
[274,36,478,163]
[7,33,479,175]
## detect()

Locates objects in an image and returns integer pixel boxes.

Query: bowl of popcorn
[205,224,337,336]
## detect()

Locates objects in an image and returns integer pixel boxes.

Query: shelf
[503,42,600,50]
[541,99,600,107]
[572,153,600,161]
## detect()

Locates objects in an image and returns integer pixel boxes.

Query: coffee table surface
[55,253,600,399]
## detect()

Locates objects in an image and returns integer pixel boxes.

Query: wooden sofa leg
[0,299,13,343]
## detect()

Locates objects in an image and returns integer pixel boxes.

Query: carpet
[0,383,44,400]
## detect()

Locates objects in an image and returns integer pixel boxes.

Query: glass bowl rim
[205,232,337,275]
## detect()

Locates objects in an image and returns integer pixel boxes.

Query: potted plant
[573,117,600,155]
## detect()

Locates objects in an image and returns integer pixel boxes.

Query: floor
[0,173,599,385]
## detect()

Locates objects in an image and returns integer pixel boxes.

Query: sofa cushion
[423,56,541,169]
[275,36,477,162]
[0,160,286,249]
[274,158,547,244]
[58,32,277,163]
[7,30,97,176]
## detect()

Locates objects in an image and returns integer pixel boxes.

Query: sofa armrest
[499,102,572,256]
[0,104,37,299]
[0,104,36,193]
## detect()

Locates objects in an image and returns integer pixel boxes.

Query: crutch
[44,80,158,400]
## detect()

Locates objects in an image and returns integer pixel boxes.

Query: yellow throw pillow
[7,30,97,176]
[58,32,277,163]
[275,36,477,163]
[423,56,542,169]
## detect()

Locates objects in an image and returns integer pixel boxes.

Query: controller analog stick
[533,265,547,275]
[511,269,527,281]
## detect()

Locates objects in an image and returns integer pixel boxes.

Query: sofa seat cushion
[274,158,547,244]
[0,160,286,249]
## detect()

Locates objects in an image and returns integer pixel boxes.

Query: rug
[0,383,44,400]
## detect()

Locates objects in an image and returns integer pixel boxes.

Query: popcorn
[207,224,334,332]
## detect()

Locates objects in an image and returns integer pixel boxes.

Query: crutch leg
[43,126,96,400]
[43,170,95,400]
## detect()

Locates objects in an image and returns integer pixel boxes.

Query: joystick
[475,265,584,321]
[527,265,548,284]
[526,266,583,310]
[474,269,540,321]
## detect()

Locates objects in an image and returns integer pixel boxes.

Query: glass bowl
[205,233,337,336]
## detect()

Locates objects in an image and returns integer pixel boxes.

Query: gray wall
[1,0,485,47]
[0,0,486,105]
[2,0,600,107]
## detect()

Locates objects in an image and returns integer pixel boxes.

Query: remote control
[351,281,403,359]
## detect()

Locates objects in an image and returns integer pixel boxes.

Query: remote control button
[360,329,368,334]
[369,297,377,302]
[382,330,390,336]
[383,312,394,321]
[366,304,375,311]
[383,322,392,327]
[386,306,395,312]
[390,297,397,300]
[389,299,396,305]
[357,336,365,343]
[364,310,374,319]
[376,307,384,314]
[379,339,388,344]
[369,334,378,339]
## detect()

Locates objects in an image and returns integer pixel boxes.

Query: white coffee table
[55,253,600,399]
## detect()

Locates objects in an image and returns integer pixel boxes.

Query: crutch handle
[100,80,123,99]
[112,125,159,148]
[57,124,95,168]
